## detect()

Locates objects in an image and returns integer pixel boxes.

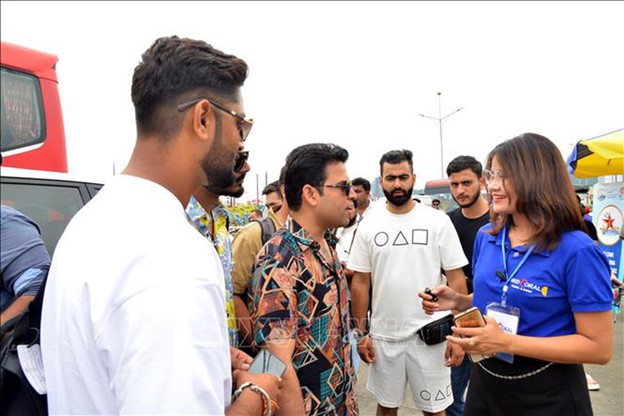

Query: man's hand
[233,370,282,401]
[230,347,253,371]
[357,335,376,364]
[444,340,465,367]
[229,370,283,415]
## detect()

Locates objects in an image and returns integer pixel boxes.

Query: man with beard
[445,155,490,416]
[349,149,468,416]
[250,143,359,415]
[187,149,251,348]
[41,36,280,415]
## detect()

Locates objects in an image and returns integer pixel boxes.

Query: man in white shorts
[349,149,468,416]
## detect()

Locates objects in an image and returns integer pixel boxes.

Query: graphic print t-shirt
[348,203,467,340]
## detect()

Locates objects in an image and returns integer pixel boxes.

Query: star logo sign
[602,213,616,231]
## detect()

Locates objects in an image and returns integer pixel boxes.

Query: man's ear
[191,100,214,142]
[302,184,320,208]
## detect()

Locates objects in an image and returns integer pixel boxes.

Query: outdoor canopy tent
[567,128,624,178]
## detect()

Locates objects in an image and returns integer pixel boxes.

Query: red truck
[1,41,68,173]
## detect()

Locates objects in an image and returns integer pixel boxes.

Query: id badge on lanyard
[486,302,520,363]
[488,226,535,364]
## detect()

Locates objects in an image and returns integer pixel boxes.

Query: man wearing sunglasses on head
[250,143,359,415]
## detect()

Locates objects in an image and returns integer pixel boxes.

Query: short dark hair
[131,35,248,139]
[262,181,279,196]
[432,198,441,204]
[379,149,413,175]
[352,177,371,192]
[446,155,483,177]
[283,143,349,211]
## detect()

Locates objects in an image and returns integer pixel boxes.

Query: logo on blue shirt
[510,277,549,297]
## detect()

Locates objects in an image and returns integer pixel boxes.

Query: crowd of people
[0,35,617,416]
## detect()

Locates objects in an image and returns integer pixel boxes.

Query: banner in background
[592,182,624,280]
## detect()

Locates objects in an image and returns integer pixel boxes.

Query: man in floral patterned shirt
[250,143,359,415]
[187,150,251,348]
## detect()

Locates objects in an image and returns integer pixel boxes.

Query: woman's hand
[418,286,459,315]
[446,315,511,357]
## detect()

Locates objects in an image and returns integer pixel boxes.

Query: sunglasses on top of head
[177,97,254,142]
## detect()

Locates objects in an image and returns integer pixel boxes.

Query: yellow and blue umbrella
[567,129,624,178]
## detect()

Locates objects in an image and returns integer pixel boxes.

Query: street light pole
[418,92,463,177]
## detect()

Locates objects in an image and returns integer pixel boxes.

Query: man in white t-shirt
[336,200,359,266]
[349,149,468,416]
[41,36,280,415]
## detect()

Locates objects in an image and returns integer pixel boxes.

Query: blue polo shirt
[472,224,612,337]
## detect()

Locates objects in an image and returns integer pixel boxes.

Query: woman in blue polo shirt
[421,133,613,416]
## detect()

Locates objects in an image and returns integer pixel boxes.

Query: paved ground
[355,317,623,415]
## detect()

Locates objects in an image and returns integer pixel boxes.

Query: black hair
[432,198,441,204]
[262,181,279,196]
[131,35,248,139]
[278,165,287,189]
[446,155,483,177]
[283,143,349,210]
[379,149,413,175]
[352,177,371,192]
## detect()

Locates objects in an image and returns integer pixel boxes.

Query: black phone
[248,349,287,377]
[424,287,438,302]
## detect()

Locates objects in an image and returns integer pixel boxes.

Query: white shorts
[366,333,453,412]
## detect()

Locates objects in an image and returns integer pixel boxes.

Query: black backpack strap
[254,217,276,246]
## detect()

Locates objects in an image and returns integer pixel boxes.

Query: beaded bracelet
[232,382,272,416]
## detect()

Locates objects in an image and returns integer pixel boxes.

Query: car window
[1,182,86,256]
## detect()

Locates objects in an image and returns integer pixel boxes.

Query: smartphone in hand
[248,349,287,377]
[453,307,487,362]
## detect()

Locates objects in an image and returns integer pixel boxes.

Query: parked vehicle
[0,167,104,256]
[423,178,458,212]
[1,41,68,173]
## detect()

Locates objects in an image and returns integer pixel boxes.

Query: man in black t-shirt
[445,155,491,416]
[577,195,598,243]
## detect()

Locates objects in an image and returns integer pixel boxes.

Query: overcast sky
[2,1,623,200]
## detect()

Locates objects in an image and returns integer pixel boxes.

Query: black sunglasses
[177,97,254,142]
[234,151,250,172]
[323,181,352,196]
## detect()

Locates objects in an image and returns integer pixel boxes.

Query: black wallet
[416,314,454,345]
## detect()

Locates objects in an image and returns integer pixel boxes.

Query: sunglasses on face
[177,97,254,142]
[267,202,282,213]
[323,181,352,196]
[234,151,250,172]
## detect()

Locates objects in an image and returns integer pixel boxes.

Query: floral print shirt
[186,196,237,347]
